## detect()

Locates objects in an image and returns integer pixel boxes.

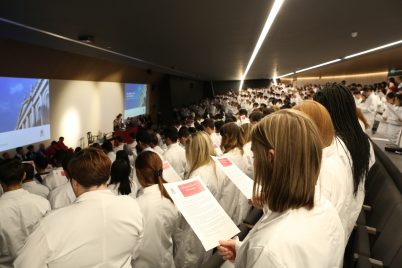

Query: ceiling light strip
[295,59,341,73]
[0,17,195,78]
[276,39,402,79]
[239,0,285,90]
[344,40,402,59]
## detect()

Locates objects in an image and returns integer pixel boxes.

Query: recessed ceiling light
[239,0,285,90]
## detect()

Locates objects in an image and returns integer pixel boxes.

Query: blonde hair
[251,109,322,212]
[220,123,245,154]
[293,100,335,147]
[185,131,215,178]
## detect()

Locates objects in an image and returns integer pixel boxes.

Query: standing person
[133,151,180,268]
[219,122,250,225]
[163,126,187,178]
[0,160,50,267]
[218,110,345,267]
[314,84,375,241]
[383,94,402,144]
[15,148,144,268]
[47,154,75,209]
[293,100,353,243]
[108,159,133,195]
[175,131,225,268]
[22,163,50,199]
[358,85,380,129]
[113,113,124,131]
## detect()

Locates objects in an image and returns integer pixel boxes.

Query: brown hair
[293,100,335,147]
[135,151,172,202]
[240,123,251,143]
[68,148,111,187]
[220,122,245,154]
[251,109,322,212]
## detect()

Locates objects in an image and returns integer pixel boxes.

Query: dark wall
[209,79,271,95]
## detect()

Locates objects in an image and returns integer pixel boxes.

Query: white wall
[50,79,124,148]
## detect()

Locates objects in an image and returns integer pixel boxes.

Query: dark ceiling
[0,0,401,81]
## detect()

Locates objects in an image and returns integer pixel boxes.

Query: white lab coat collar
[167,142,180,150]
[141,184,160,195]
[75,189,114,203]
[0,188,28,199]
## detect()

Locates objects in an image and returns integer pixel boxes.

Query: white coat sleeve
[14,224,50,268]
[241,246,283,268]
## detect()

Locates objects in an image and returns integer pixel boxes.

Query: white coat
[219,148,251,225]
[317,140,350,244]
[48,182,76,209]
[242,142,254,179]
[133,184,180,268]
[0,189,50,267]
[235,190,345,268]
[174,162,225,268]
[14,190,144,268]
[107,151,116,163]
[42,167,68,191]
[22,180,50,199]
[163,143,187,178]
[333,137,375,241]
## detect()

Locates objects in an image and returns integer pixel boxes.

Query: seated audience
[108,159,132,195]
[42,150,69,190]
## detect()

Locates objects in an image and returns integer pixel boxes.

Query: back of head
[214,120,225,133]
[201,118,215,130]
[135,151,171,201]
[293,100,335,147]
[23,163,35,181]
[314,84,370,194]
[68,148,111,188]
[178,127,190,139]
[136,128,155,146]
[238,109,248,116]
[0,159,24,186]
[116,150,130,166]
[110,159,132,195]
[34,156,48,172]
[249,111,264,124]
[251,109,322,212]
[101,140,113,153]
[185,131,214,177]
[220,122,245,153]
[164,126,179,143]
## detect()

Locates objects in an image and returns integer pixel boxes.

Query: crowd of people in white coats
[2,78,402,267]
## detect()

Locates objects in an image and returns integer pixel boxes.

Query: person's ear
[267,149,275,165]
[70,178,80,197]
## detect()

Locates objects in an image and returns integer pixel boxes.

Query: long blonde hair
[185,131,215,178]
[293,100,335,148]
[251,109,322,212]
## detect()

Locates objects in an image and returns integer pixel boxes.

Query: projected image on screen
[124,83,147,118]
[0,77,51,152]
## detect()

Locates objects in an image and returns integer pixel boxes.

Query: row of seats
[346,141,402,268]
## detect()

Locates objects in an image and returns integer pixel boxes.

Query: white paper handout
[53,169,67,181]
[163,177,240,251]
[162,161,182,182]
[212,156,254,199]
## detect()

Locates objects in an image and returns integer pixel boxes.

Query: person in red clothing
[57,137,69,151]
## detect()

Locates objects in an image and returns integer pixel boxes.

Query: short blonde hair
[293,100,335,147]
[185,131,215,178]
[251,109,322,212]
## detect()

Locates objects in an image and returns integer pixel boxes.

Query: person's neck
[2,184,22,192]
[75,184,108,198]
